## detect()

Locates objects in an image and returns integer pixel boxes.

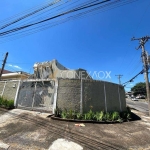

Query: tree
[131,82,146,96]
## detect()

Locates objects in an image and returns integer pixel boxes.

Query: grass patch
[0,96,14,109]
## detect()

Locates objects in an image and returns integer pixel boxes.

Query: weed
[61,110,67,119]
[54,106,132,122]
[105,112,112,121]
[0,97,14,109]
[6,100,14,109]
[95,111,105,121]
[112,112,120,121]
[76,113,82,120]
[86,109,95,120]
[54,107,62,117]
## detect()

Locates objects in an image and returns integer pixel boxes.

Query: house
[0,69,30,80]
[0,69,30,100]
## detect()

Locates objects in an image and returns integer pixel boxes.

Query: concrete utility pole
[115,75,123,85]
[131,36,150,116]
[0,52,8,80]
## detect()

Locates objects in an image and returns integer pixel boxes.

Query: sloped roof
[0,69,13,74]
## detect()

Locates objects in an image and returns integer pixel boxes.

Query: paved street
[0,108,150,149]
[126,99,149,114]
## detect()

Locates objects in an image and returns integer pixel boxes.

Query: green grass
[0,96,14,109]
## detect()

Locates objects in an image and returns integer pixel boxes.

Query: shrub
[86,109,95,120]
[95,111,105,121]
[6,100,14,109]
[76,113,82,120]
[120,107,131,120]
[0,96,14,109]
[61,109,67,119]
[54,107,132,122]
[0,97,3,106]
[67,109,73,119]
[54,107,62,117]
[105,112,112,121]
[112,112,120,121]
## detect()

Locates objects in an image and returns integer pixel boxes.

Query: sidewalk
[0,108,150,150]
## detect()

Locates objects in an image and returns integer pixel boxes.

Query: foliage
[131,82,146,96]
[67,109,74,119]
[54,107,62,117]
[120,106,131,120]
[111,111,120,121]
[0,96,14,109]
[54,107,132,122]
[85,109,95,120]
[6,100,14,109]
[76,113,82,120]
[105,112,112,121]
[95,111,105,121]
[61,110,67,119]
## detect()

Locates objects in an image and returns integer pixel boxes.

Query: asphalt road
[126,98,149,114]
[1,108,150,149]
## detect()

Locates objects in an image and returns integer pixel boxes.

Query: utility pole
[115,75,123,85]
[0,52,8,80]
[131,36,150,116]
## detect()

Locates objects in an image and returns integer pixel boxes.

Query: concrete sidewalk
[0,108,150,150]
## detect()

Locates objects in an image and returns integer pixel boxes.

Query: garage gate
[16,80,55,113]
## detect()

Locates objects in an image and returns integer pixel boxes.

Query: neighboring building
[0,69,12,74]
[125,91,134,98]
[0,69,30,100]
[0,69,30,80]
[16,59,127,114]
[0,60,127,114]
[33,59,92,80]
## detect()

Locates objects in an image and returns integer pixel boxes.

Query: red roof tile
[0,69,13,74]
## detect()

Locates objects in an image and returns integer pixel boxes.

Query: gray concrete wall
[57,79,81,112]
[0,81,19,100]
[0,82,5,96]
[57,79,126,113]
[0,78,126,113]
[82,80,106,113]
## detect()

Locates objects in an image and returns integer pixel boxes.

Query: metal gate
[17,80,55,112]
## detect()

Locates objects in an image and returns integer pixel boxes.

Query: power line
[0,0,110,36]
[127,60,141,76]
[118,1,150,76]
[131,36,150,116]
[0,0,62,26]
[115,75,123,85]
[0,0,139,43]
[122,69,144,86]
[0,52,8,80]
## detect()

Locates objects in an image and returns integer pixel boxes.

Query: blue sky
[0,0,150,91]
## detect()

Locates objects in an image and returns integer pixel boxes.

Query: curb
[50,115,130,124]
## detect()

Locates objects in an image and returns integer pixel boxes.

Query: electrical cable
[0,0,111,36]
[0,0,60,26]
[0,0,138,41]
[0,2,138,44]
[118,1,150,77]
[0,0,101,29]
[0,0,62,30]
[122,69,144,86]
[128,60,142,76]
